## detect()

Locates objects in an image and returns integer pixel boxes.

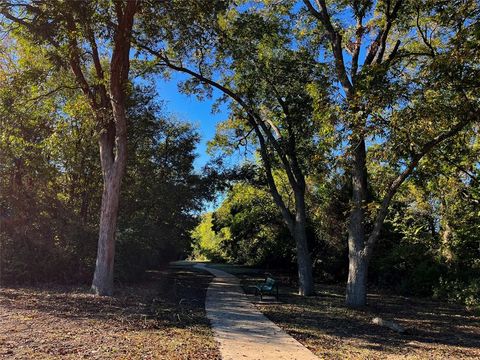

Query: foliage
[1,0,479,310]
[116,89,212,281]
[212,182,295,268]
[0,46,210,284]
[191,212,229,262]
[0,38,98,283]
[195,169,349,281]
[368,139,480,306]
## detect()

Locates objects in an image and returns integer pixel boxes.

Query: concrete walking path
[195,263,318,360]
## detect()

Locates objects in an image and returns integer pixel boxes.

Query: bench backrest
[265,277,276,288]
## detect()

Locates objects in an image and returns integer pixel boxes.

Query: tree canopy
[0,0,479,310]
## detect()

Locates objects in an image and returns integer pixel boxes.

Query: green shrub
[434,277,480,312]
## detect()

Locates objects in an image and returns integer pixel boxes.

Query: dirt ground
[2,262,479,360]
[239,273,480,359]
[0,265,220,360]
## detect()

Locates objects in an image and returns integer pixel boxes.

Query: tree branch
[135,42,303,190]
[351,17,363,82]
[25,85,81,103]
[365,109,478,257]
[253,119,295,232]
[303,0,353,96]
[364,0,404,66]
[416,7,436,57]
[85,24,109,108]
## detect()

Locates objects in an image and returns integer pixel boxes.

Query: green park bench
[253,276,279,300]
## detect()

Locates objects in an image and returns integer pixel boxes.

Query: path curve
[195,264,318,360]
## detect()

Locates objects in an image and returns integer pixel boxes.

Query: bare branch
[416,7,436,57]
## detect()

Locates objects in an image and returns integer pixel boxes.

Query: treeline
[186,0,480,309]
[0,1,217,291]
[193,158,480,308]
[0,74,210,283]
[0,1,479,308]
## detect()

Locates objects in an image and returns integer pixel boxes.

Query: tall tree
[137,1,332,295]
[1,0,140,295]
[301,0,480,306]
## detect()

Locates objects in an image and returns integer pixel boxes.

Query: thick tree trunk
[346,137,369,307]
[91,97,128,296]
[91,157,124,296]
[346,250,368,307]
[293,190,314,296]
[253,123,314,296]
[294,221,314,296]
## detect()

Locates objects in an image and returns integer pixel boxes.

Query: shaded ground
[210,264,480,360]
[0,263,220,360]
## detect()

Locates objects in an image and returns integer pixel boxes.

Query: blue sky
[154,73,227,171]
[154,74,224,212]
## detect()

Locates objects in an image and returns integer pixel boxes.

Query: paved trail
[195,264,318,360]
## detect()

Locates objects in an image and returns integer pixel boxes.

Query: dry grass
[3,261,478,360]
[0,265,220,360]
[236,271,480,360]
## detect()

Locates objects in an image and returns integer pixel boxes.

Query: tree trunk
[91,166,122,295]
[91,98,128,296]
[346,137,369,307]
[293,189,314,296]
[346,251,368,307]
[91,134,126,296]
[440,199,454,262]
[90,0,136,296]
